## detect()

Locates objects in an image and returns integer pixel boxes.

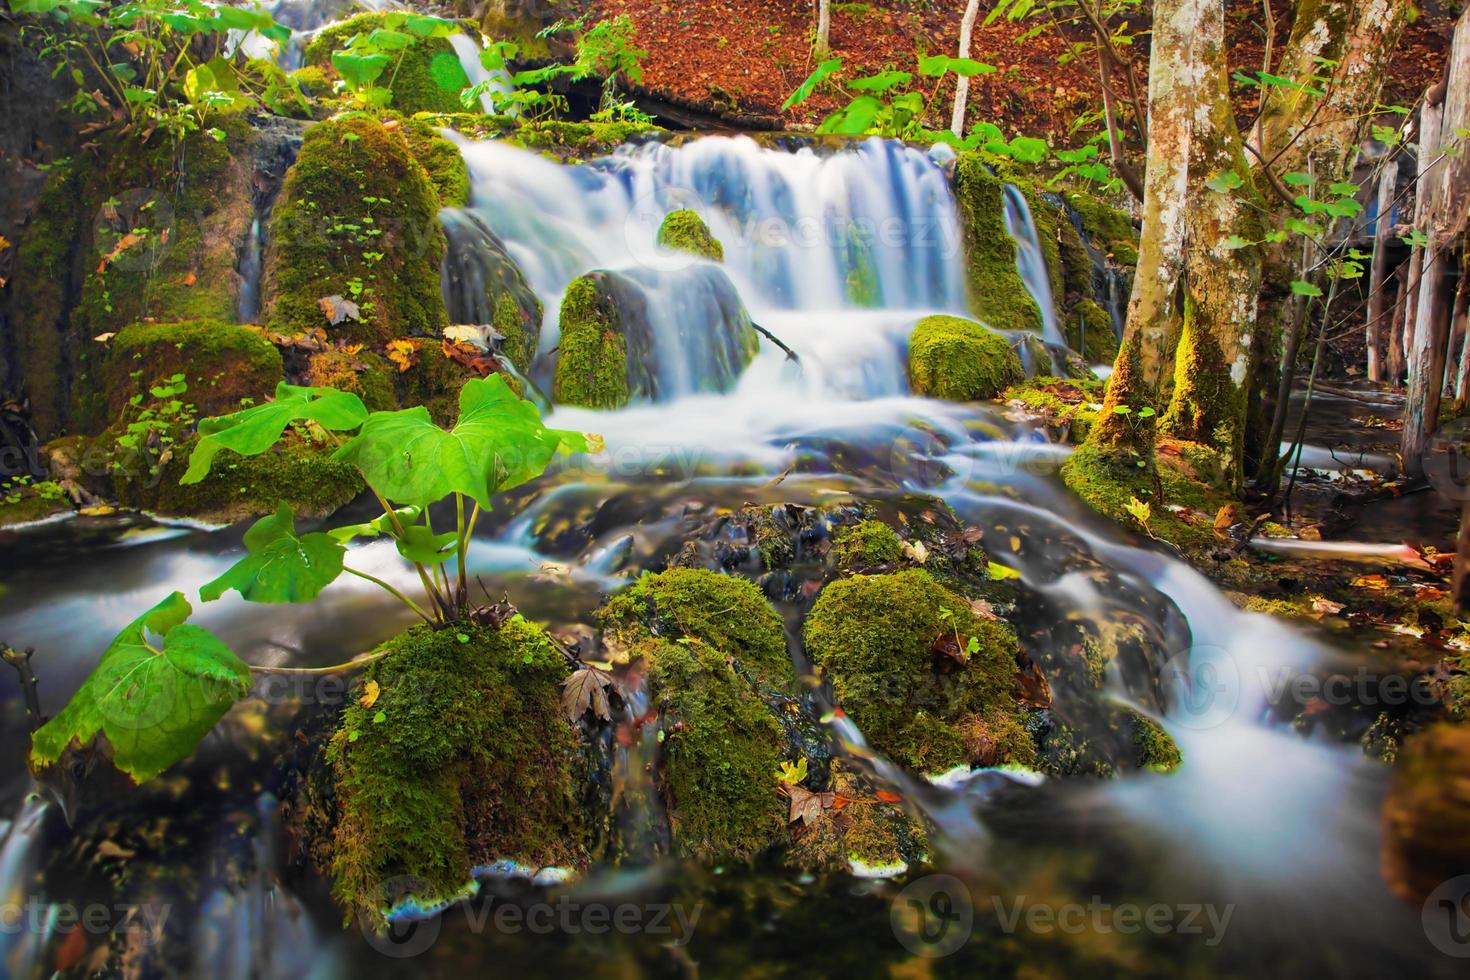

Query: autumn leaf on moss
[359,679,381,709]
[199,503,346,604]
[386,338,419,373]
[561,664,614,723]
[29,592,250,784]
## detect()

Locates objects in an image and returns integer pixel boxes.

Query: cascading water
[1050,192,1127,340]
[1000,183,1065,346]
[0,134,1454,976]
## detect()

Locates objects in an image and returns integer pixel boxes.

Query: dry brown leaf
[561,665,615,723]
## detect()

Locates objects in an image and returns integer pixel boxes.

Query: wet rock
[1381,723,1470,906]
[656,209,724,262]
[908,314,1024,401]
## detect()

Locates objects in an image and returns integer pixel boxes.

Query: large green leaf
[30,593,251,783]
[328,505,423,543]
[332,50,392,90]
[782,57,842,111]
[395,523,458,566]
[333,375,592,511]
[181,383,368,485]
[200,504,346,604]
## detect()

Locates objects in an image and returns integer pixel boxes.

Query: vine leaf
[561,665,614,723]
[30,592,251,784]
[395,523,458,566]
[182,383,368,484]
[200,504,346,604]
[334,375,592,511]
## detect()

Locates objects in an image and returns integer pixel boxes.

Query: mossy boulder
[1029,705,1181,777]
[304,348,397,411]
[952,153,1045,335]
[103,321,282,419]
[329,620,587,922]
[103,434,362,524]
[600,568,794,691]
[402,118,469,207]
[9,122,254,436]
[657,209,724,262]
[0,479,70,527]
[1381,723,1470,906]
[908,315,1024,401]
[1064,193,1138,267]
[440,210,543,373]
[302,13,474,115]
[599,569,796,861]
[1061,439,1234,551]
[552,273,628,409]
[803,569,1027,774]
[785,761,928,874]
[263,114,447,346]
[1067,299,1120,364]
[831,519,902,571]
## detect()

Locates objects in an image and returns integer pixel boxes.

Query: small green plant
[326,11,463,108]
[30,376,598,784]
[465,16,648,123]
[936,606,981,662]
[112,373,198,481]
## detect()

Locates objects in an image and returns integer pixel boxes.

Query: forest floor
[582,0,1462,140]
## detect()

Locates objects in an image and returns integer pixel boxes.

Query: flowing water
[0,134,1454,976]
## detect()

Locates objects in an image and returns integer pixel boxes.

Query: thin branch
[247,650,390,676]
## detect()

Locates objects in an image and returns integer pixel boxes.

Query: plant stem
[247,650,389,676]
[343,566,435,625]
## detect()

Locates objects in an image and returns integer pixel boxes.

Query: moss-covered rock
[1000,376,1104,443]
[600,568,794,691]
[302,13,474,115]
[657,209,724,262]
[1064,193,1138,265]
[643,639,789,862]
[263,114,447,346]
[908,314,1024,401]
[106,435,362,524]
[329,620,587,922]
[304,348,397,412]
[1067,299,1120,364]
[552,273,630,409]
[402,118,469,208]
[0,478,70,527]
[952,153,1045,335]
[831,519,902,571]
[803,569,1025,773]
[599,569,795,861]
[1029,705,1181,777]
[1061,439,1233,551]
[785,761,927,874]
[1381,723,1470,906]
[104,321,282,419]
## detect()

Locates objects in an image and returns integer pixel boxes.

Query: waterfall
[1000,184,1065,346]
[236,218,264,323]
[446,33,512,113]
[1051,192,1126,340]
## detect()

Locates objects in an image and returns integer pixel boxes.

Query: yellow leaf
[386,339,418,373]
[359,679,381,709]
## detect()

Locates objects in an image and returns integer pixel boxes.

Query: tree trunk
[950,0,982,136]
[1401,95,1447,479]
[1161,0,1263,491]
[1366,157,1400,381]
[1453,268,1470,408]
[814,0,832,57]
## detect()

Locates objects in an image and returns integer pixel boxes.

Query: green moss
[0,482,70,527]
[600,569,793,691]
[1064,193,1137,258]
[305,349,397,411]
[1000,376,1104,443]
[657,209,724,262]
[1162,304,1243,490]
[264,115,447,346]
[303,13,471,115]
[803,569,1024,773]
[551,274,629,409]
[832,519,901,571]
[243,58,314,118]
[480,8,551,58]
[953,154,1044,334]
[105,321,282,419]
[492,291,538,373]
[644,639,788,862]
[396,341,516,426]
[1067,299,1120,363]
[1133,713,1183,772]
[403,118,469,207]
[908,315,1024,401]
[108,435,362,523]
[329,620,586,922]
[1061,440,1232,550]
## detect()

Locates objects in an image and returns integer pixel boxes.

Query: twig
[1,644,44,732]
[247,650,389,676]
[751,321,801,362]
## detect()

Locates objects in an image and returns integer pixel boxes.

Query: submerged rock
[552,267,759,409]
[908,314,1024,401]
[328,620,588,923]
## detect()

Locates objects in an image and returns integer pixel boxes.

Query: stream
[0,133,1454,976]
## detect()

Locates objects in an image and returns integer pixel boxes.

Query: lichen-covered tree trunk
[1401,96,1447,479]
[1365,157,1400,381]
[1089,0,1207,451]
[1161,0,1264,492]
[950,0,982,136]
[814,0,832,57]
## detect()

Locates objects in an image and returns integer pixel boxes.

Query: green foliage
[334,374,591,512]
[181,383,369,485]
[15,0,288,139]
[466,16,649,123]
[310,10,466,112]
[199,503,347,604]
[30,592,251,783]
